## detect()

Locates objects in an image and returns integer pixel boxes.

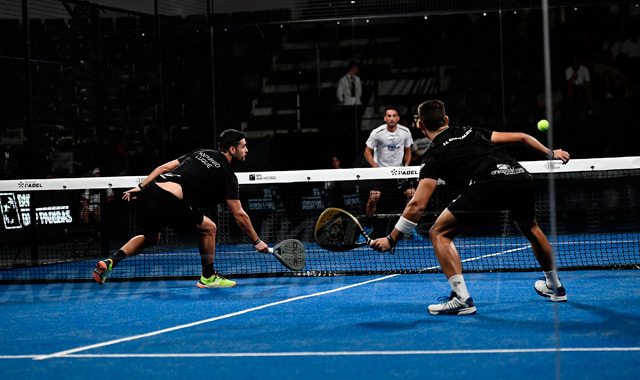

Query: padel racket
[314,208,371,251]
[268,239,306,270]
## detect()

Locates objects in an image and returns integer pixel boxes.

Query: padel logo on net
[390,168,419,177]
[17,181,43,188]
[249,174,277,181]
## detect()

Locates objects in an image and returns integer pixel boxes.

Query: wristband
[386,235,396,247]
[138,184,144,190]
[395,216,417,234]
[547,149,554,159]
[253,237,261,246]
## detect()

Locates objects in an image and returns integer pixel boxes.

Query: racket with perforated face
[314,208,371,251]
[268,239,305,270]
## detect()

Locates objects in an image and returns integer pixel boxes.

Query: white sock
[448,274,470,300]
[543,270,561,289]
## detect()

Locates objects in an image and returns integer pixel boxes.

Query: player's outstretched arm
[370,178,437,252]
[490,131,570,164]
[123,159,181,201]
[227,199,269,253]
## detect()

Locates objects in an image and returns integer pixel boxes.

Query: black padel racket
[314,208,371,251]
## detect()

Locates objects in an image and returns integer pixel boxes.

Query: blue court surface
[1,270,639,379]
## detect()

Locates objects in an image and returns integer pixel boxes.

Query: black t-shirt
[420,126,528,188]
[158,149,239,208]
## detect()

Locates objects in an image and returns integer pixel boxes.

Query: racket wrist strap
[253,237,261,246]
[386,234,396,247]
[395,216,417,234]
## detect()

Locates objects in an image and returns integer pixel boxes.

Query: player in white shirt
[363,107,414,233]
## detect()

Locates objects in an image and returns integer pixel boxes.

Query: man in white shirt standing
[336,61,362,106]
[363,107,414,235]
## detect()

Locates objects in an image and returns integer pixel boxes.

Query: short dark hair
[347,60,359,71]
[384,106,399,115]
[218,129,245,153]
[418,99,447,131]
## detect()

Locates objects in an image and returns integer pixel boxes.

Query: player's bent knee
[198,217,217,236]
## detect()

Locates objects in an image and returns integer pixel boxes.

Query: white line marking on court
[5,347,640,360]
[32,274,400,361]
[420,245,531,272]
[461,245,531,263]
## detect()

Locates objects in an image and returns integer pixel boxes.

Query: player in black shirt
[93,129,269,288]
[370,100,571,315]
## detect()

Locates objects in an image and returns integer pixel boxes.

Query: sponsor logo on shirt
[195,151,221,169]
[490,163,525,176]
[442,128,472,146]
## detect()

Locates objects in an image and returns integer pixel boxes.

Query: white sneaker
[428,292,477,315]
[534,279,567,302]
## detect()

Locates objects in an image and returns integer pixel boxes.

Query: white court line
[419,245,530,272]
[460,245,531,263]
[32,274,399,361]
[25,243,572,361]
[4,347,640,359]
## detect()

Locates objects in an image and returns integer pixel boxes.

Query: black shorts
[137,183,204,235]
[447,175,536,226]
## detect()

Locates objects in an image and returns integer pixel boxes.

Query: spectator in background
[330,155,342,169]
[565,56,592,102]
[620,27,640,60]
[81,167,114,224]
[335,60,364,131]
[336,60,362,106]
[602,31,623,61]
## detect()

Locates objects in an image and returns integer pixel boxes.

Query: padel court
[1,269,639,379]
[1,159,639,379]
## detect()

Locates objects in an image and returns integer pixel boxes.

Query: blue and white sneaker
[535,279,567,302]
[428,291,477,315]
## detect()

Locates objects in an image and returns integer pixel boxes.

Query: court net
[1,156,638,282]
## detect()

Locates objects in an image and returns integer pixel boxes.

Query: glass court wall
[0,0,638,179]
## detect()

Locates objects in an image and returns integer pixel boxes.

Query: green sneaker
[197,272,236,288]
[93,259,113,285]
